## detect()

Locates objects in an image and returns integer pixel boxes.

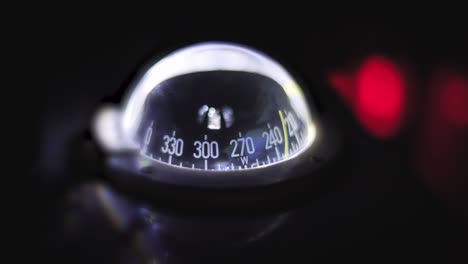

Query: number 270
[230,137,255,157]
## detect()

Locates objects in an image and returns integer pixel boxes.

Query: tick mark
[275,146,281,160]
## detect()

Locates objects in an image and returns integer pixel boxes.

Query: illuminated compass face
[137,70,312,171]
[96,42,321,187]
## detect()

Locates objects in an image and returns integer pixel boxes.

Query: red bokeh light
[327,55,407,139]
[328,72,355,106]
[437,70,468,127]
[416,68,468,210]
[355,56,406,139]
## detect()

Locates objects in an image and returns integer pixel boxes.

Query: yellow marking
[278,110,289,158]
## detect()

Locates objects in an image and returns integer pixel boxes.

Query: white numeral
[161,132,184,157]
[194,139,219,159]
[285,111,298,136]
[263,125,283,150]
[144,122,153,145]
[230,136,255,157]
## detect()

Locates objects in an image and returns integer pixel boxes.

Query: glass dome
[93,42,327,187]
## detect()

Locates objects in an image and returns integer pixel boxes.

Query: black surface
[8,9,468,263]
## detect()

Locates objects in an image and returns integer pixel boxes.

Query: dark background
[7,8,468,263]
